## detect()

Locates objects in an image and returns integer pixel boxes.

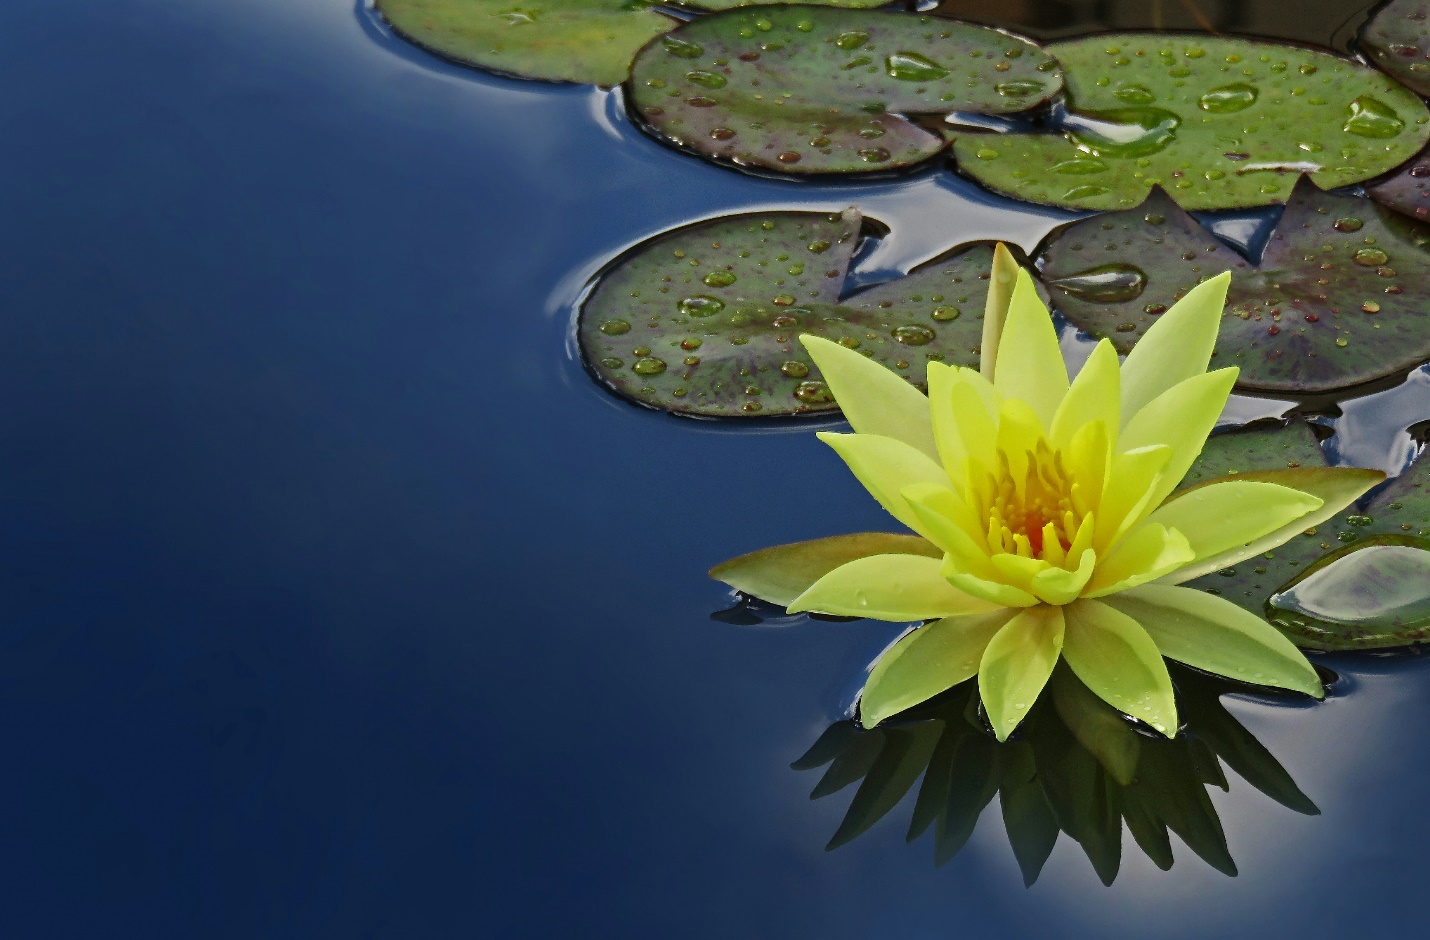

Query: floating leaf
[627,7,1061,175]
[375,0,681,85]
[1362,0,1430,98]
[1181,420,1430,650]
[1037,180,1430,394]
[1367,142,1430,223]
[955,34,1430,211]
[579,209,1029,417]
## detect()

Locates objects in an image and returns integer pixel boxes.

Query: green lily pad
[626,7,1061,175]
[579,209,1023,417]
[954,34,1430,211]
[374,0,679,85]
[1367,142,1430,223]
[1182,420,1430,650]
[1362,0,1430,98]
[1037,179,1430,395]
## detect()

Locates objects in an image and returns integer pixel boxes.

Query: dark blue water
[1,0,1428,936]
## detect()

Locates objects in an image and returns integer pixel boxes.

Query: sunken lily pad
[626,7,1061,175]
[954,34,1430,211]
[1181,420,1430,650]
[1362,0,1430,98]
[1037,179,1430,395]
[375,0,679,85]
[578,209,1019,417]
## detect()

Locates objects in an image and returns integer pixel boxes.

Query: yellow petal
[989,552,1051,594]
[980,243,1020,379]
[817,432,951,542]
[903,482,996,573]
[1064,420,1111,516]
[1119,271,1230,425]
[1062,599,1178,736]
[1031,549,1097,605]
[993,269,1069,428]
[1050,339,1121,452]
[1108,584,1323,698]
[940,555,1041,608]
[1094,444,1172,553]
[979,605,1065,741]
[710,532,943,606]
[1118,368,1239,515]
[788,553,997,620]
[1163,466,1386,584]
[928,364,999,486]
[1145,480,1321,566]
[860,609,1019,727]
[802,335,939,461]
[1083,523,1195,597]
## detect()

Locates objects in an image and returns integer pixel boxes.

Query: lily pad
[1037,179,1430,395]
[1182,420,1430,650]
[1367,142,1430,223]
[375,0,679,85]
[954,34,1430,211]
[1362,0,1430,98]
[578,209,1023,417]
[626,7,1061,175]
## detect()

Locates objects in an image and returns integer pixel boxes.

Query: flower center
[983,441,1083,561]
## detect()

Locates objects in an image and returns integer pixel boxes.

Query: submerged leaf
[580,209,1031,417]
[1037,181,1430,394]
[956,34,1430,211]
[628,7,1060,175]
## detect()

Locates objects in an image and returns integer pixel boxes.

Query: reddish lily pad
[1362,0,1430,98]
[955,34,1430,211]
[579,209,1026,417]
[1367,141,1430,223]
[1181,420,1430,650]
[626,7,1061,175]
[1037,179,1430,395]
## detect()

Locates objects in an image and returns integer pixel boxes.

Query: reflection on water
[795,663,1318,885]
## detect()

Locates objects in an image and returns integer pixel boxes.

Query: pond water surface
[2,0,1430,936]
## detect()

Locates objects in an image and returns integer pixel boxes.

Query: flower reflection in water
[794,663,1320,885]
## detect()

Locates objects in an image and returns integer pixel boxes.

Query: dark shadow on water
[794,663,1319,886]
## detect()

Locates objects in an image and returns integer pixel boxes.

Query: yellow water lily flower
[712,246,1383,741]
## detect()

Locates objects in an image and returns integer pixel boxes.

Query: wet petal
[1146,480,1321,565]
[1063,599,1178,737]
[979,605,1066,741]
[788,553,997,620]
[860,609,1019,727]
[710,532,942,607]
[941,555,1041,608]
[1163,466,1385,584]
[1107,585,1323,698]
